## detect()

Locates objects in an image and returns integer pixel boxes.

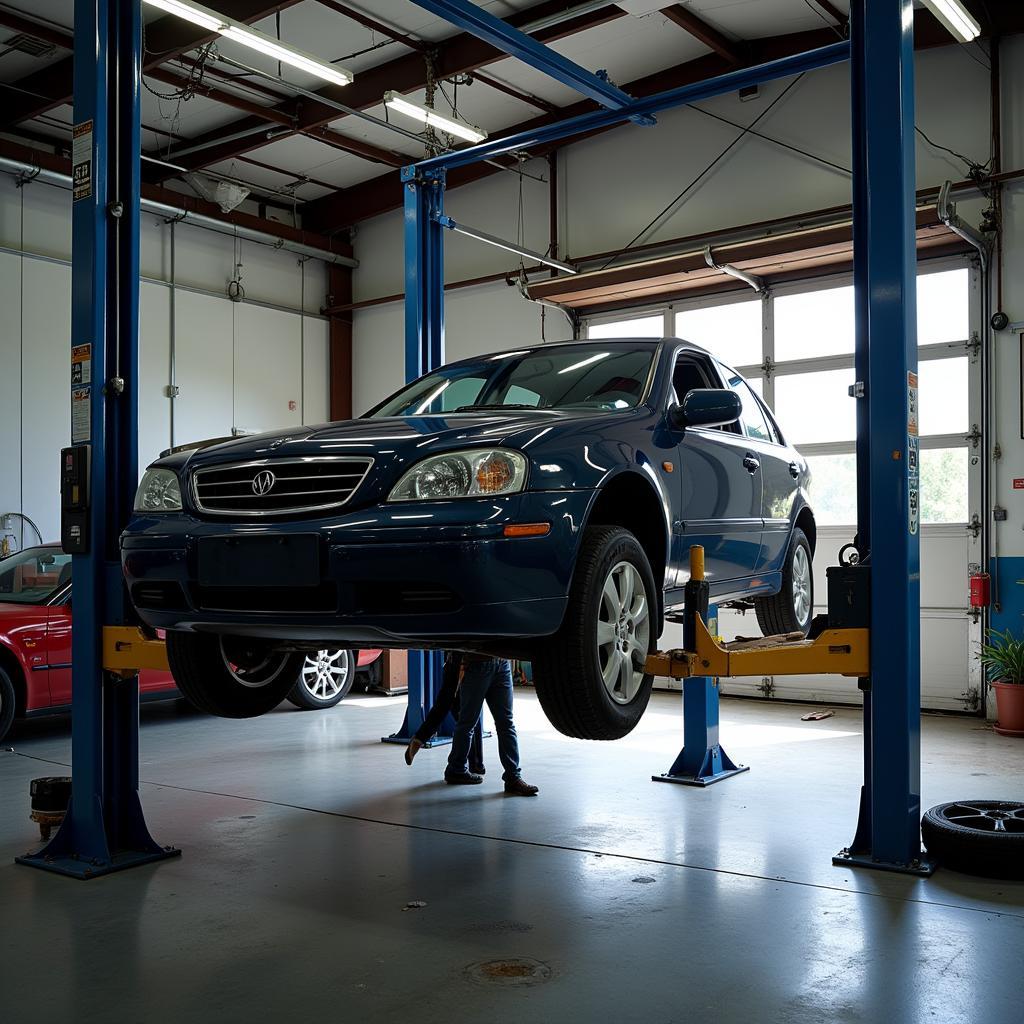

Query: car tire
[533,525,658,740]
[754,526,813,637]
[287,649,356,710]
[0,666,16,744]
[165,632,302,719]
[922,800,1024,879]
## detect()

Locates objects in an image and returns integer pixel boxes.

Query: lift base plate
[832,848,937,877]
[16,845,181,880]
[652,764,750,788]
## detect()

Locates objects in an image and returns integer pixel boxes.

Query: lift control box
[60,445,90,554]
[826,564,870,630]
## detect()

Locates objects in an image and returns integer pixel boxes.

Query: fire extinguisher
[969,572,991,608]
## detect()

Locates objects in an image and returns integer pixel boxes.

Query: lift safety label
[908,371,919,536]
[72,121,93,202]
[71,344,91,386]
[72,387,91,444]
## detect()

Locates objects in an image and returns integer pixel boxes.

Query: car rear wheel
[287,649,355,709]
[0,666,16,744]
[166,632,302,719]
[533,526,658,740]
[754,527,813,637]
[922,800,1024,879]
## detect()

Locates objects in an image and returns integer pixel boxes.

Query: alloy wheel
[791,544,812,626]
[596,560,650,705]
[300,649,352,702]
[219,637,290,689]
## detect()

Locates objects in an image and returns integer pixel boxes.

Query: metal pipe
[703,244,764,292]
[435,214,577,274]
[937,180,989,269]
[0,154,358,267]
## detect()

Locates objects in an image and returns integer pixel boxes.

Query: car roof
[440,336,716,370]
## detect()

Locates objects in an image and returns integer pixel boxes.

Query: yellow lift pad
[645,615,869,680]
[102,626,171,675]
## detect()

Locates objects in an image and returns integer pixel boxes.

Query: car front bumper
[121,490,592,647]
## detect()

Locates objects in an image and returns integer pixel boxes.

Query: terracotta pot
[992,680,1024,736]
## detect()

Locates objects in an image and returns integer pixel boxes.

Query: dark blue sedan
[122,339,814,738]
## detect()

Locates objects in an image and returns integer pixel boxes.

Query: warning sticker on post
[72,387,91,444]
[908,371,920,536]
[72,120,93,201]
[71,343,92,386]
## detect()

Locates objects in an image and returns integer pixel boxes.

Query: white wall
[0,176,332,547]
[348,38,1011,403]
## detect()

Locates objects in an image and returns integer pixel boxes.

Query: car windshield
[0,546,70,605]
[367,342,658,418]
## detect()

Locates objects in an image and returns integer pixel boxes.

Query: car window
[671,355,712,404]
[724,369,773,443]
[0,547,71,604]
[367,343,658,417]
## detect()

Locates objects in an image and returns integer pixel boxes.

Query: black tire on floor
[165,631,302,719]
[287,649,356,710]
[754,526,813,637]
[533,525,658,741]
[921,800,1024,879]
[0,666,16,744]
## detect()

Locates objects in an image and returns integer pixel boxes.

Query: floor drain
[465,958,552,987]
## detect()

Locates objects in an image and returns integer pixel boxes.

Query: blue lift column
[17,0,178,878]
[833,0,934,876]
[383,165,451,746]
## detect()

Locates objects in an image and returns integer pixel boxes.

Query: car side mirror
[670,388,742,429]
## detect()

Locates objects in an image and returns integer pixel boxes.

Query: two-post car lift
[17,0,932,879]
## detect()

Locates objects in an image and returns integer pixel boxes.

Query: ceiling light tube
[920,0,981,42]
[142,0,353,87]
[384,91,487,143]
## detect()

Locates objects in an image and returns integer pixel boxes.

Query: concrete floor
[1,689,1022,1023]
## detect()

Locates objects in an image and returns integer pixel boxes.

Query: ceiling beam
[806,1,848,28]
[0,0,303,129]
[659,5,745,65]
[142,0,627,180]
[0,9,73,50]
[0,136,351,257]
[314,0,428,52]
[302,8,1006,235]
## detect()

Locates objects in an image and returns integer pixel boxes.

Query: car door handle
[743,455,760,473]
[789,461,800,479]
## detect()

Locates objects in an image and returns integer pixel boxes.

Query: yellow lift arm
[103,626,171,675]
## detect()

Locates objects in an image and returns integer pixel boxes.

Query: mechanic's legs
[483,660,521,783]
[445,663,491,781]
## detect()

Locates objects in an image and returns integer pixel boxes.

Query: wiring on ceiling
[598,73,807,271]
[915,124,992,180]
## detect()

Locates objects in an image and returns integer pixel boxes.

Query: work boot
[504,777,539,797]
[444,772,484,786]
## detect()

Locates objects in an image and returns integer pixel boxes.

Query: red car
[0,544,383,742]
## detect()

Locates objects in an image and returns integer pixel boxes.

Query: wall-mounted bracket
[703,244,765,293]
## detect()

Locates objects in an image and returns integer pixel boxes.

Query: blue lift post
[383,166,452,746]
[403,0,930,873]
[833,0,934,876]
[652,603,749,787]
[16,0,178,878]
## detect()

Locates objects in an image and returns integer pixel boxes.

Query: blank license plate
[198,535,320,588]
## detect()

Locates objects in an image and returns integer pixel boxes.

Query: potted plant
[978,628,1024,736]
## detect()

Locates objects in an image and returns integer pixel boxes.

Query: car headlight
[134,468,183,512]
[389,449,527,501]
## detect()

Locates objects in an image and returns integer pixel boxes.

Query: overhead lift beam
[402,0,930,875]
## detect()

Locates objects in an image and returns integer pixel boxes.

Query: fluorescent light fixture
[920,0,981,42]
[144,0,224,31]
[142,0,353,87]
[384,91,487,144]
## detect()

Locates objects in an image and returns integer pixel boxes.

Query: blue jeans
[446,658,521,783]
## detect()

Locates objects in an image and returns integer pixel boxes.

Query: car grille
[192,458,373,516]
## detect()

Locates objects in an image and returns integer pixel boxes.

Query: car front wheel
[166,632,302,719]
[533,525,658,740]
[754,526,813,637]
[287,649,355,709]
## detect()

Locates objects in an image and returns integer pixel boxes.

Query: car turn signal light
[503,523,551,538]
